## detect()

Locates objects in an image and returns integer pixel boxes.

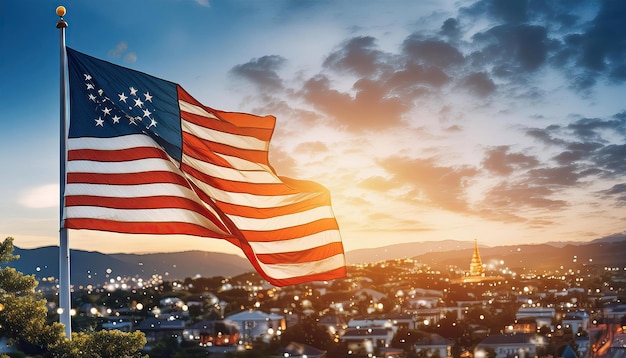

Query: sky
[1,0,625,257]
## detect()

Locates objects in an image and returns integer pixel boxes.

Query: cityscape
[4,238,626,358]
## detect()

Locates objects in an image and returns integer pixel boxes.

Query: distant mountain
[9,246,253,287]
[6,233,626,287]
[345,240,477,264]
[413,240,626,272]
[590,232,626,244]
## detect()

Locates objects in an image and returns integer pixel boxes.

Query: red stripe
[181,162,303,196]
[256,241,345,265]
[68,147,167,162]
[67,171,190,186]
[239,218,339,242]
[181,110,273,142]
[183,131,269,165]
[214,193,332,217]
[65,195,230,233]
[177,86,276,130]
[225,228,346,287]
[65,218,232,238]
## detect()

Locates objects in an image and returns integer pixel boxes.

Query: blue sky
[1,0,626,256]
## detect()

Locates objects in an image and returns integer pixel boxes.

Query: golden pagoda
[468,239,484,277]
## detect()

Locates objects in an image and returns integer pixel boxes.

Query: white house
[225,310,285,344]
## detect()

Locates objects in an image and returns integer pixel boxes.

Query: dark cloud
[579,1,626,72]
[489,0,528,23]
[230,55,286,90]
[482,146,539,175]
[567,117,626,142]
[525,127,566,146]
[471,24,549,74]
[440,18,461,39]
[594,144,626,176]
[604,183,626,195]
[598,183,626,207]
[323,36,388,77]
[458,72,496,97]
[526,165,581,186]
[385,62,450,93]
[402,36,465,68]
[482,182,567,212]
[300,75,408,131]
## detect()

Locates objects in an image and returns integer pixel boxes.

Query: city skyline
[2,1,626,256]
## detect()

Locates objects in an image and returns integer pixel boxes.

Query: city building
[414,333,453,358]
[475,333,546,358]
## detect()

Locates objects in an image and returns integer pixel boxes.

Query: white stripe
[65,182,227,228]
[214,152,275,172]
[68,157,179,174]
[68,155,319,210]
[65,206,229,235]
[185,174,321,209]
[65,182,194,198]
[182,120,268,151]
[179,100,220,120]
[228,206,335,231]
[182,155,281,184]
[68,135,156,151]
[249,230,342,254]
[257,254,345,280]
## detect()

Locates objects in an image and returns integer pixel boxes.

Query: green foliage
[0,237,147,357]
[61,330,147,358]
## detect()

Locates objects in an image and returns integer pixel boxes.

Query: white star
[147,118,157,129]
[118,93,128,103]
[142,108,152,118]
[134,98,144,108]
[88,94,97,102]
[86,83,94,90]
[112,115,121,123]
[84,74,92,81]
[95,117,104,126]
[102,107,112,116]
[144,92,153,102]
[97,89,104,96]
[129,87,138,96]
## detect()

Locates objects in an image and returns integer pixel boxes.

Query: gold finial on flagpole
[56,6,68,28]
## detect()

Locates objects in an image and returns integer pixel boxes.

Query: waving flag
[64,48,346,286]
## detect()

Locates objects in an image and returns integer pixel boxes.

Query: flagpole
[56,5,72,339]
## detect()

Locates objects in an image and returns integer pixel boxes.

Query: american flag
[64,48,346,286]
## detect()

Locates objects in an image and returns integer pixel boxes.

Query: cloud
[124,53,137,63]
[108,42,128,58]
[481,146,539,176]
[323,36,389,77]
[299,75,408,132]
[230,55,286,91]
[294,141,329,155]
[376,156,478,213]
[402,36,465,68]
[471,24,549,74]
[458,72,496,97]
[108,42,137,63]
[194,0,210,7]
[19,184,58,208]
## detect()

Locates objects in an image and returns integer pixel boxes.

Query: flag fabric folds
[64,48,346,286]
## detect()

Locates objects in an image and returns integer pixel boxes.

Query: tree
[0,237,147,357]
